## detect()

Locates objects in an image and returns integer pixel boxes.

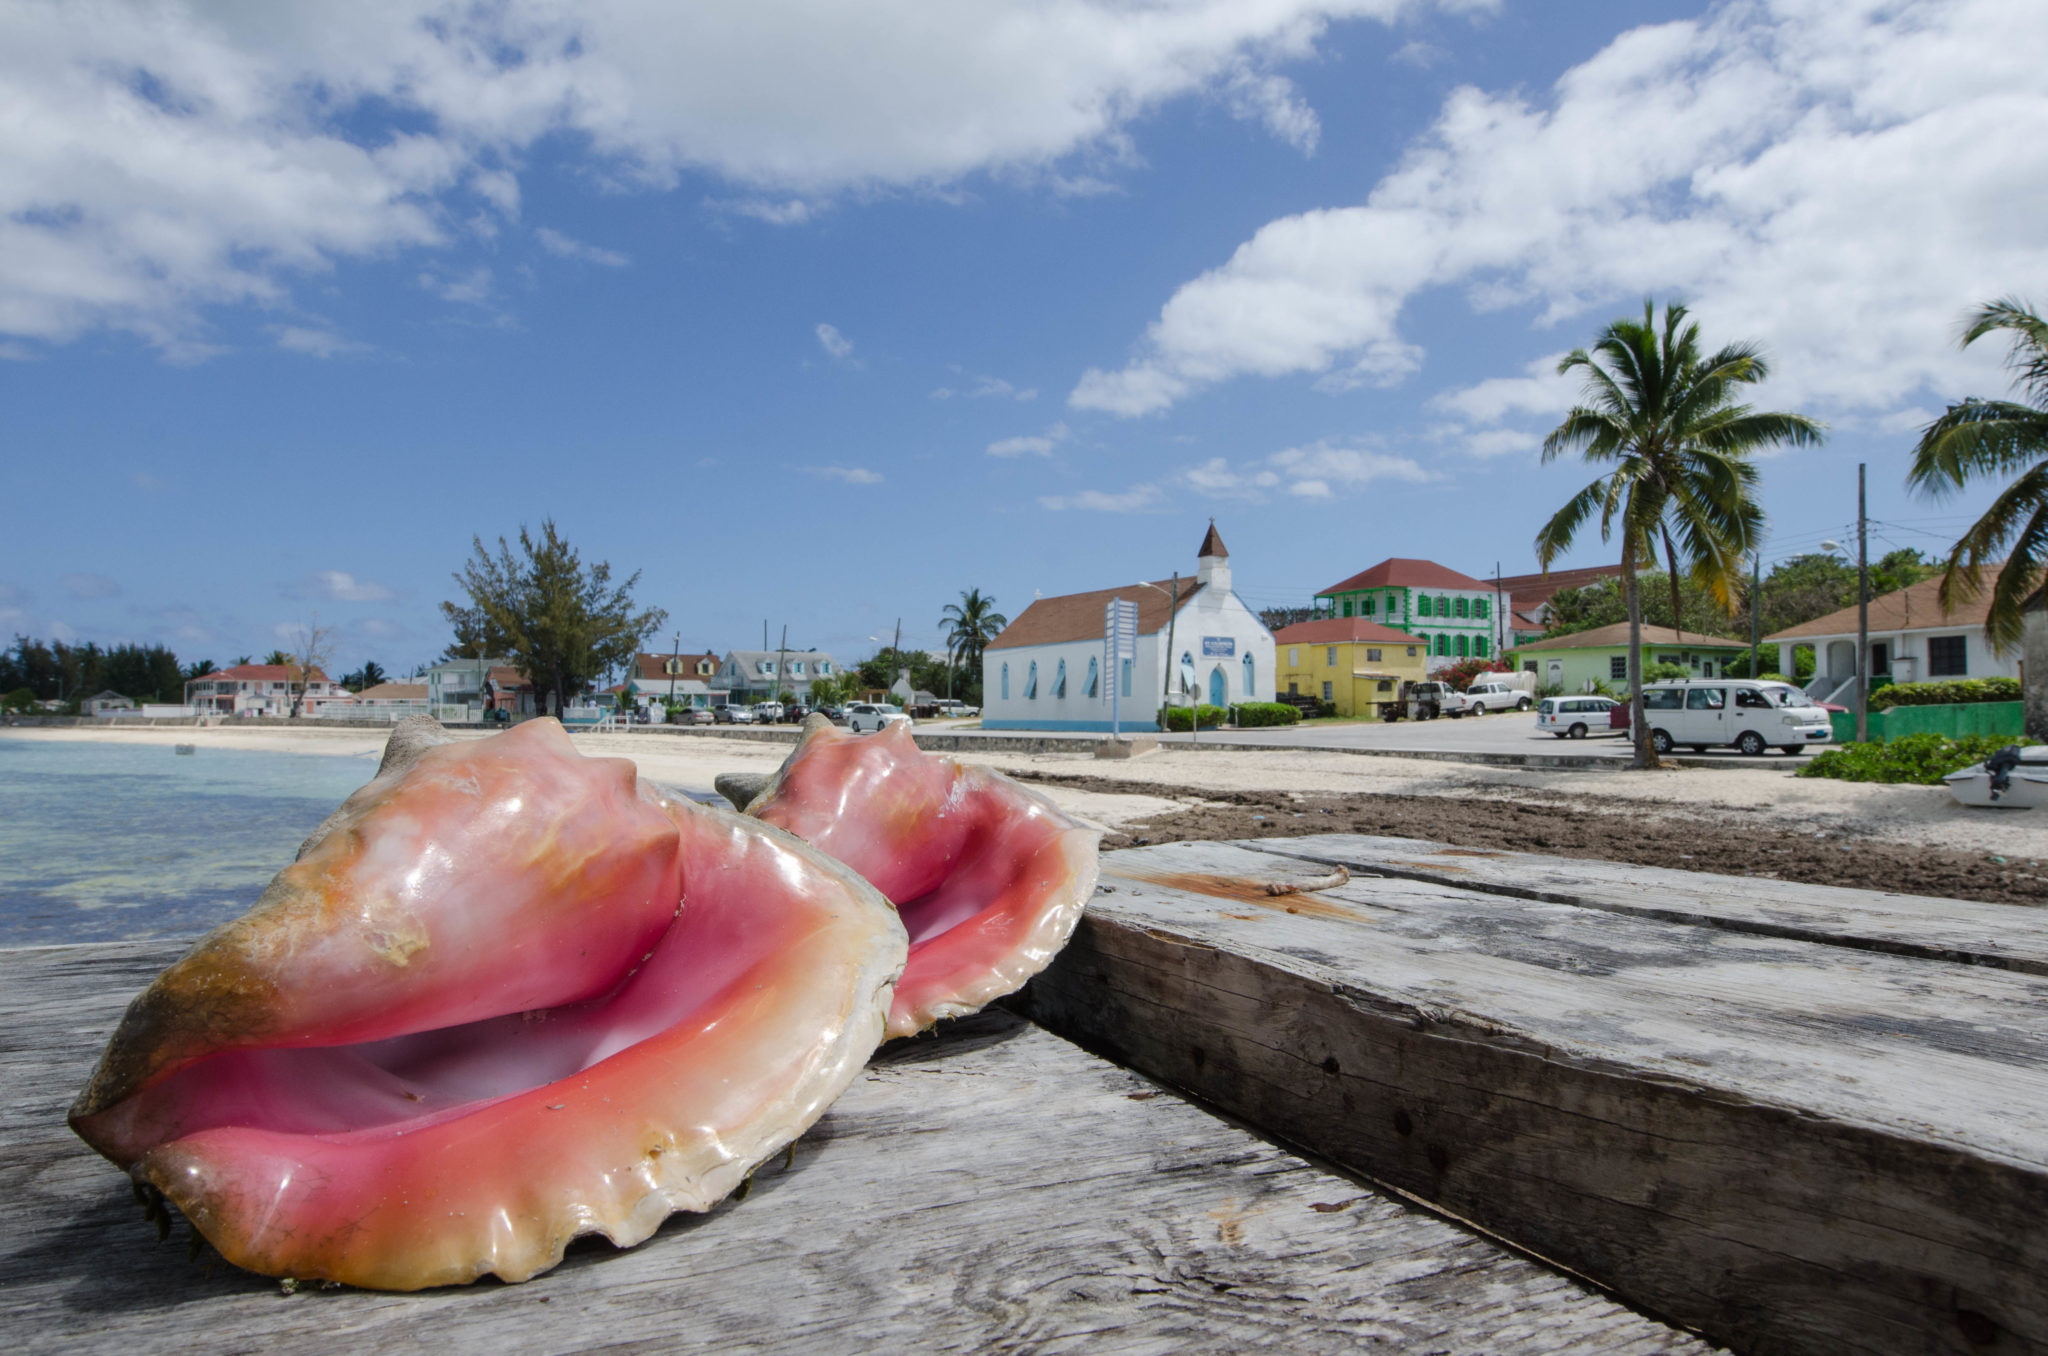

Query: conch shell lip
[746,715,1098,1039]
[68,716,907,1290]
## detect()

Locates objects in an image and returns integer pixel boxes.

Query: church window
[1053,659,1067,698]
[1085,657,1099,698]
[1026,662,1038,699]
[1001,663,1009,700]
[1242,652,1255,698]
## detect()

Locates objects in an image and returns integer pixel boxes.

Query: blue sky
[3,0,2044,674]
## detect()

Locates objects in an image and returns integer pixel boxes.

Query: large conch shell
[739,716,1097,1038]
[69,717,906,1290]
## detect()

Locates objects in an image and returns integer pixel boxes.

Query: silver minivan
[1536,695,1620,739]
[1639,680,1833,756]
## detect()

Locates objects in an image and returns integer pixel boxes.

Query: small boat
[1945,744,2048,809]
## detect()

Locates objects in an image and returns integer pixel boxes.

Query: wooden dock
[1013,836,2048,1356]
[2,938,1702,1354]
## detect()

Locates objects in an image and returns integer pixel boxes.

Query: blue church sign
[1201,636,1235,658]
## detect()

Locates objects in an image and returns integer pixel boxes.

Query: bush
[1160,703,1226,731]
[1233,701,1301,727]
[1797,732,2037,785]
[1644,662,1690,682]
[1869,677,2022,710]
[1441,657,1511,692]
[2,687,35,712]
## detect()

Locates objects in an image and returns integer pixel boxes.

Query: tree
[286,616,336,715]
[341,660,388,691]
[1537,300,1823,767]
[1908,297,2048,652]
[939,589,1008,704]
[443,520,667,717]
[263,650,291,666]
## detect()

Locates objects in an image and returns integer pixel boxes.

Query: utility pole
[1160,573,1180,700]
[1494,561,1504,659]
[1856,462,1870,744]
[778,625,788,704]
[1749,552,1762,681]
[668,631,680,707]
[892,617,902,705]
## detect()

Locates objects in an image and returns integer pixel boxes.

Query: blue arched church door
[1208,665,1226,707]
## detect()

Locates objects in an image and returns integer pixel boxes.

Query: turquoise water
[0,737,375,946]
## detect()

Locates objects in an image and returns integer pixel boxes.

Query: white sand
[9,723,2039,856]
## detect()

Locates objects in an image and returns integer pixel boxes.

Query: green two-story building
[1313,558,1503,670]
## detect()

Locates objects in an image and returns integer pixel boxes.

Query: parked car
[714,704,754,724]
[753,702,784,724]
[1537,695,1622,739]
[682,706,714,725]
[1462,679,1534,714]
[783,703,812,723]
[815,704,845,724]
[1637,680,1833,756]
[845,701,911,734]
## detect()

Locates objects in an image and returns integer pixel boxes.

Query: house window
[1321,680,1333,701]
[1929,635,1967,676]
[1418,596,1432,617]
[1326,646,1338,666]
[1455,598,1469,618]
[1053,659,1067,698]
[1242,652,1255,698]
[1610,656,1627,680]
[1475,599,1490,619]
[1120,657,1132,697]
[1366,648,1381,662]
[1288,646,1298,666]
[820,661,832,675]
[1001,663,1010,700]
[1408,646,1418,657]
[1435,635,1450,657]
[1437,596,1451,616]
[1362,596,1375,616]
[1086,657,1099,697]
[1474,636,1489,658]
[1342,599,1353,618]
[791,661,806,675]
[1377,680,1393,692]
[1026,662,1038,699]
[1455,635,1469,658]
[758,661,774,675]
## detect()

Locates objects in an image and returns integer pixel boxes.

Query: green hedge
[1798,732,2035,785]
[1869,677,2021,710]
[1160,704,1227,731]
[1233,701,1302,727]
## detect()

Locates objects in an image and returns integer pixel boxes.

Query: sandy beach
[12,719,2043,859]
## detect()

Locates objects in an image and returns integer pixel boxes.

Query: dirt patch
[1011,771,2048,908]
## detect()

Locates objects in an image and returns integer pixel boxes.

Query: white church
[981,523,1277,732]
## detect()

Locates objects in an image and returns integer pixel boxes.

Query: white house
[982,524,1276,732]
[184,664,341,717]
[1766,573,2031,703]
[712,649,839,704]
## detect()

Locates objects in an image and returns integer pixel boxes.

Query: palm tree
[940,589,1008,699]
[1537,300,1823,767]
[1907,298,2048,652]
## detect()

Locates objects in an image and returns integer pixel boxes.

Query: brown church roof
[1198,521,1229,559]
[987,578,1203,650]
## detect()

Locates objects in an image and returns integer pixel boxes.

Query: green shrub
[1868,677,2021,710]
[1644,662,1690,682]
[1160,703,1226,731]
[1233,701,1301,727]
[2,687,36,712]
[1797,732,2037,785]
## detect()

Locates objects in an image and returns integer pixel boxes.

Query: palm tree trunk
[1624,548,1655,769]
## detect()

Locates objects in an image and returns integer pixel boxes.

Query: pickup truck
[1460,679,1534,714]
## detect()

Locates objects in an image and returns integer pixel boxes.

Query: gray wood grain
[0,940,1708,1355]
[1238,831,2048,975]
[1011,839,2048,1356]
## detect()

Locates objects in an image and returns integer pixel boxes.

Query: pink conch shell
[744,717,1098,1039]
[69,717,906,1290]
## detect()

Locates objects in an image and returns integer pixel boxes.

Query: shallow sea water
[0,737,375,946]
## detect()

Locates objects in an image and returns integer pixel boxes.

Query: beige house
[1766,575,2031,706]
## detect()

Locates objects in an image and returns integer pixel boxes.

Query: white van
[1638,680,1833,756]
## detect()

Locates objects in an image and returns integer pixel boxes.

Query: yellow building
[1274,618,1428,717]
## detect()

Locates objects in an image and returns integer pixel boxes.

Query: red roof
[632,651,718,682]
[1274,618,1418,646]
[1318,558,1489,596]
[989,577,1203,650]
[201,664,332,683]
[1492,564,1623,608]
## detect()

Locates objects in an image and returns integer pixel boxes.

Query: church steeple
[1195,519,1231,593]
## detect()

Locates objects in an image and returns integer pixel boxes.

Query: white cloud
[1290,479,1334,498]
[1037,483,1168,512]
[933,374,1038,401]
[718,198,816,226]
[815,322,855,361]
[271,324,366,358]
[1072,0,2048,420]
[61,573,119,599]
[309,569,394,603]
[422,266,494,307]
[0,0,1446,354]
[988,421,1069,457]
[1459,427,1540,459]
[1269,439,1434,492]
[535,227,628,267]
[806,465,883,484]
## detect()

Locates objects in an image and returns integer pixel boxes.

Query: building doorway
[1208,666,1226,707]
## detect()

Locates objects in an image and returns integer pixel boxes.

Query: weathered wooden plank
[1010,839,2048,1356]
[0,941,1707,1355]
[1237,832,2048,975]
